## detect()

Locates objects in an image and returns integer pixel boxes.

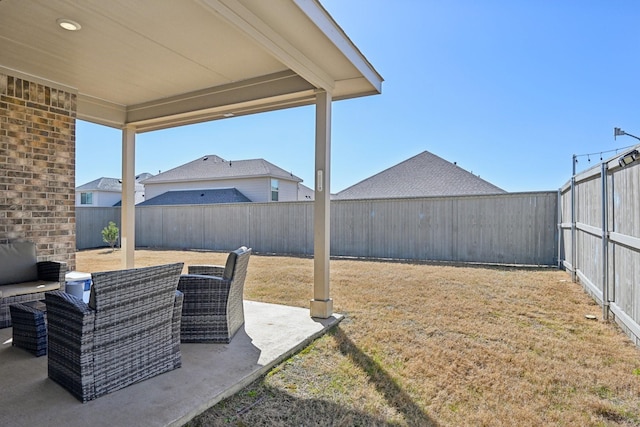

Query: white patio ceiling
[0,0,382,132]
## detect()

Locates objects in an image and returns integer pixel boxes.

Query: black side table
[10,300,47,357]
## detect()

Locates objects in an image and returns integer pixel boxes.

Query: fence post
[570,176,577,282]
[601,162,609,321]
[557,189,562,268]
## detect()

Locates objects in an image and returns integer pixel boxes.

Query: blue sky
[76,0,640,193]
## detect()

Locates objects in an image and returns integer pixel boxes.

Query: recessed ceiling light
[223,113,234,118]
[57,18,82,31]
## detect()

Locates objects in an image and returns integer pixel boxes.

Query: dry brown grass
[77,249,640,426]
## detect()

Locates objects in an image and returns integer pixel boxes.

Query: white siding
[277,180,299,201]
[75,190,121,207]
[135,189,145,204]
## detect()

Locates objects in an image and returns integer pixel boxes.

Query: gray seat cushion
[0,280,60,298]
[0,242,39,286]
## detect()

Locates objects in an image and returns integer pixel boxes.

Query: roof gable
[334,151,506,200]
[142,155,302,184]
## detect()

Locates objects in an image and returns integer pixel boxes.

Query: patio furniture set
[0,242,251,403]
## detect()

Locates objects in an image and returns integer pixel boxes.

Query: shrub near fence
[77,191,558,266]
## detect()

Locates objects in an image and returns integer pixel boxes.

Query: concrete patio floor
[0,300,342,427]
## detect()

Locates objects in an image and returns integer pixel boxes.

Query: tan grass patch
[77,249,640,426]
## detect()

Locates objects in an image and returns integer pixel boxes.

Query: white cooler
[65,271,93,303]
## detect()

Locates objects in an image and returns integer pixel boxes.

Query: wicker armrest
[37,261,67,285]
[188,264,225,277]
[45,290,96,401]
[171,290,184,368]
[44,291,94,337]
[44,291,94,346]
[45,290,90,315]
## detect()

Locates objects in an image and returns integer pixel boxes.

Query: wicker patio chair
[44,263,184,403]
[178,247,251,343]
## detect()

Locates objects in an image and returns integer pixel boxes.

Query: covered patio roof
[0,0,382,318]
[0,0,381,131]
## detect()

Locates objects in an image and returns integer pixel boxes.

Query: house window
[81,192,93,205]
[271,179,279,201]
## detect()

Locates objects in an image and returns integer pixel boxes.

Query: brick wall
[0,72,77,269]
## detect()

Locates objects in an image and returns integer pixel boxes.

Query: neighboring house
[333,151,506,200]
[75,173,152,207]
[141,155,307,204]
[297,183,315,201]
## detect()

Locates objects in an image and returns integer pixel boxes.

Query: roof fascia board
[126,70,314,126]
[77,95,127,128]
[293,0,383,94]
[197,0,335,92]
[132,95,315,133]
[130,85,318,132]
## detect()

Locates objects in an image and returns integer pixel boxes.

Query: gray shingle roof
[76,174,152,191]
[334,151,506,200]
[76,177,123,192]
[137,188,251,206]
[141,155,302,184]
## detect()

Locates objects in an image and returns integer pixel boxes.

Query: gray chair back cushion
[0,242,39,286]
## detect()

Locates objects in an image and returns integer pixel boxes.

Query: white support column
[121,126,136,269]
[311,90,333,318]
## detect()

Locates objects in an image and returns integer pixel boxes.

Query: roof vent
[203,156,208,161]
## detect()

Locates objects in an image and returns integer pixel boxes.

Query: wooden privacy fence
[77,191,558,266]
[559,147,640,346]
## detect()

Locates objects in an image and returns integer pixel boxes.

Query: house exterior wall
[277,179,299,201]
[135,189,145,205]
[0,72,77,269]
[75,190,122,207]
[75,188,145,206]
[145,176,300,203]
